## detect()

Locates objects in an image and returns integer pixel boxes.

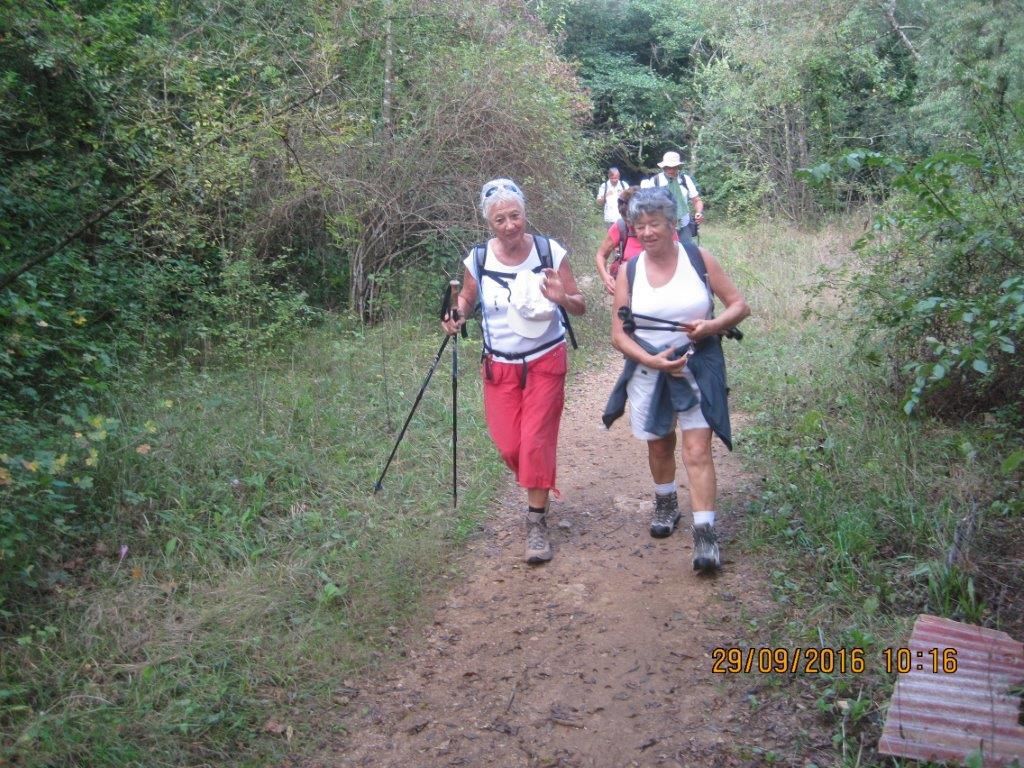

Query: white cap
[657,151,683,168]
[507,271,558,339]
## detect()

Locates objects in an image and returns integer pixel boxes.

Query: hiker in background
[595,188,681,295]
[603,188,748,573]
[442,178,586,565]
[594,187,643,295]
[596,167,629,225]
[643,151,704,244]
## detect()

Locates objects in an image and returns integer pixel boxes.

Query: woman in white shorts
[604,187,749,572]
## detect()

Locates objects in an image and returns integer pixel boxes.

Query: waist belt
[483,335,565,389]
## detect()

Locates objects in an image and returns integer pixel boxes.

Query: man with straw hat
[642,150,704,244]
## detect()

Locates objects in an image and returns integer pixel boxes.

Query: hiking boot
[649,491,681,538]
[692,523,721,573]
[525,511,552,564]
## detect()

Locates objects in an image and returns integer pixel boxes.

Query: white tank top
[463,238,567,359]
[630,245,712,350]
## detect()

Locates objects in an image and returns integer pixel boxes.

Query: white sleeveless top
[464,237,567,360]
[630,245,712,351]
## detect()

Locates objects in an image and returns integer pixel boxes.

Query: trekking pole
[373,281,466,496]
[449,280,460,509]
[372,333,451,494]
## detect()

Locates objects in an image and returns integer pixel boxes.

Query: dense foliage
[542,0,702,176]
[801,3,1024,426]
[543,0,1023,422]
[1,2,1021,764]
[540,0,921,206]
[0,0,590,603]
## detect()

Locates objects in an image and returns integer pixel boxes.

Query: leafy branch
[1,77,339,294]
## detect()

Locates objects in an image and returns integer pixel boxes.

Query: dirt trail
[303,348,833,767]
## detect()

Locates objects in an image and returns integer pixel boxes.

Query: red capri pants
[482,343,567,490]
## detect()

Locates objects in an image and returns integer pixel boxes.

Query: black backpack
[472,234,578,351]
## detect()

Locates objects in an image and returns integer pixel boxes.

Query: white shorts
[626,364,709,440]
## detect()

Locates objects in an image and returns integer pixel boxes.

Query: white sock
[654,481,676,496]
[693,510,715,527]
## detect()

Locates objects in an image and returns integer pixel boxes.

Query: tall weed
[0,314,503,766]
[716,218,1022,764]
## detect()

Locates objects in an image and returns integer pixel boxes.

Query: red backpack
[608,218,629,277]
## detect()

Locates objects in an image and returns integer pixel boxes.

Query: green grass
[0,217,608,766]
[708,219,1022,766]
[0,314,506,766]
[2,221,1018,767]
[0,231,616,766]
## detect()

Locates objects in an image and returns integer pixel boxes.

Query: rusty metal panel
[878,614,1024,766]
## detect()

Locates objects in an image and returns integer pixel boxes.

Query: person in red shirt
[594,187,679,294]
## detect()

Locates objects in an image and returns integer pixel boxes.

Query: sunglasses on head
[483,182,521,198]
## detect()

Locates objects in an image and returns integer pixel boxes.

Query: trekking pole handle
[449,281,460,319]
[449,280,468,338]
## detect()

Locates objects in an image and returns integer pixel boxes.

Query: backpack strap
[473,242,500,307]
[533,233,551,270]
[681,240,709,295]
[533,235,578,350]
[474,236,578,351]
[472,243,484,282]
[472,243,493,355]
[624,244,741,340]
[615,219,628,263]
[626,254,638,304]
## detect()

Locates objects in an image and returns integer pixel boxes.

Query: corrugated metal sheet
[878,614,1024,766]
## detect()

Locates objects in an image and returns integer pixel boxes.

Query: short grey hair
[480,178,526,218]
[627,187,677,227]
[607,166,620,175]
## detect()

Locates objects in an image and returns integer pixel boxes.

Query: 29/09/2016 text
[710,647,959,674]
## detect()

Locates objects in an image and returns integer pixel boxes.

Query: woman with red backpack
[593,187,682,295]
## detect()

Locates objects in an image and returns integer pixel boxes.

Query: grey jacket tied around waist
[602,334,733,450]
